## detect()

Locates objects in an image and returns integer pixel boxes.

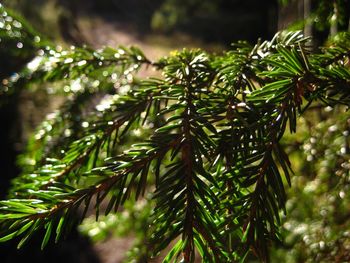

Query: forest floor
[78,13,223,60]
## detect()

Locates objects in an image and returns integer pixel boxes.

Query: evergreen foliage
[1,3,350,262]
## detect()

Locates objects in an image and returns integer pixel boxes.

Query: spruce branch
[1,8,350,261]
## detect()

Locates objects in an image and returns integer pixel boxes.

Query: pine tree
[0,3,350,262]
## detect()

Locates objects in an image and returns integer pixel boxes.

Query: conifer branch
[1,7,350,261]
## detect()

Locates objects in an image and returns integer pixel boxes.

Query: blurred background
[0,0,350,262]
